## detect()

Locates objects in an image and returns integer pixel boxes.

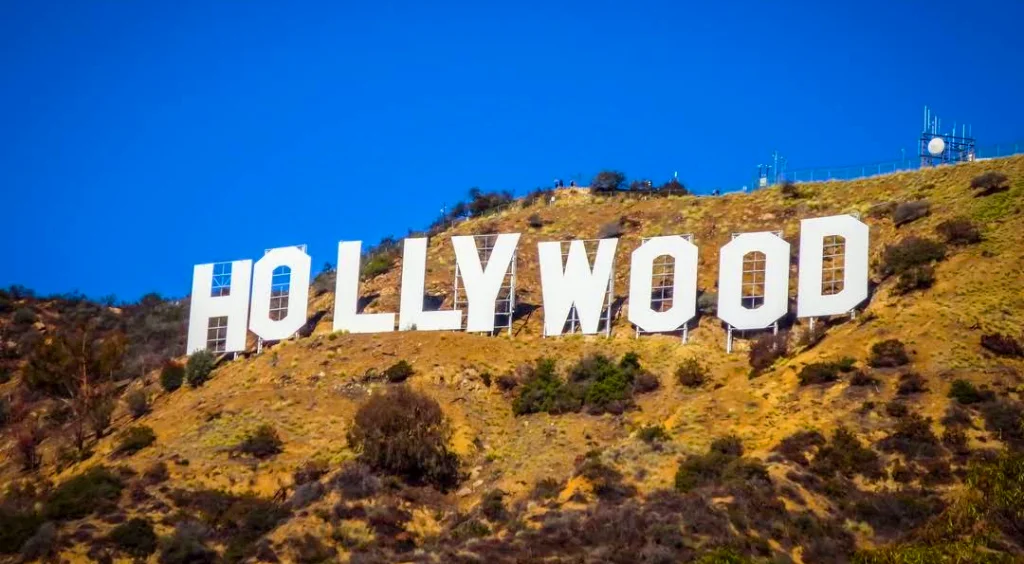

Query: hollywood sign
[185,214,868,355]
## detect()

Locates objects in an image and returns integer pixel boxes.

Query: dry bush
[347,386,459,491]
[869,339,910,368]
[896,372,927,395]
[936,217,982,245]
[125,389,149,419]
[970,171,1010,196]
[892,200,930,226]
[748,332,789,376]
[893,264,936,295]
[980,333,1024,358]
[597,221,624,239]
[879,237,946,278]
[234,425,283,459]
[674,358,708,387]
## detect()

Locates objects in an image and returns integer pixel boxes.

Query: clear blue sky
[2,0,1022,301]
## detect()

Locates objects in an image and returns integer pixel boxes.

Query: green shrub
[696,291,717,315]
[360,253,395,280]
[531,478,562,500]
[235,424,284,459]
[347,385,459,491]
[869,339,910,368]
[125,389,149,418]
[108,517,157,558]
[115,425,156,456]
[44,466,124,520]
[637,424,671,444]
[12,307,36,326]
[674,435,752,493]
[675,358,709,387]
[0,506,44,554]
[948,379,993,405]
[798,362,842,385]
[383,360,414,383]
[160,362,185,392]
[810,427,883,480]
[879,237,946,277]
[167,489,289,563]
[479,489,507,522]
[512,358,580,415]
[185,350,216,388]
[159,521,217,564]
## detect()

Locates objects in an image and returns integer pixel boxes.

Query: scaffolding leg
[727,325,734,354]
[809,317,815,333]
[682,323,688,344]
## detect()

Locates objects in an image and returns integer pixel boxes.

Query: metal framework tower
[919,106,976,167]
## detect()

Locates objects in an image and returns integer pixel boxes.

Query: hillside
[1,156,1023,563]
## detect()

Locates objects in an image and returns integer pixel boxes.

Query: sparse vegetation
[347,385,459,490]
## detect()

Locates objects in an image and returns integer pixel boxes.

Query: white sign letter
[249,246,311,341]
[399,237,462,331]
[186,260,252,354]
[717,232,790,330]
[452,233,520,333]
[797,215,869,318]
[538,239,618,336]
[628,236,698,333]
[333,241,396,333]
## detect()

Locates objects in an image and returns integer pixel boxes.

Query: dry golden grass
[3,155,1023,562]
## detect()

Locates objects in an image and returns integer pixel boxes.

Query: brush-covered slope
[1,156,1023,563]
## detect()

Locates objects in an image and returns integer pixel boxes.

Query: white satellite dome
[927,136,945,156]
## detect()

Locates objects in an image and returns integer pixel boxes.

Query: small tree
[675,358,708,388]
[186,350,216,388]
[347,385,459,491]
[590,171,627,193]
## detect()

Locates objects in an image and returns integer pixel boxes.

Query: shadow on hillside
[356,293,380,313]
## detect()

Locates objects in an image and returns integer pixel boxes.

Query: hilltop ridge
[0,156,1023,563]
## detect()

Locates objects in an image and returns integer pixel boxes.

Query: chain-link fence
[778,141,1024,184]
